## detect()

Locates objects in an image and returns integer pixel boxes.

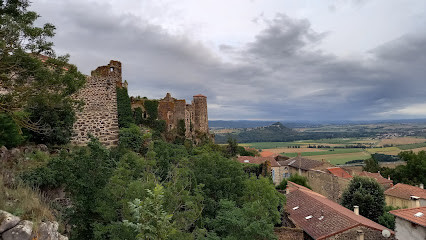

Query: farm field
[242,137,426,165]
[308,152,371,165]
[281,148,364,158]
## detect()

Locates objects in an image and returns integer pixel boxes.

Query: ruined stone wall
[185,104,194,138]
[193,95,208,133]
[71,61,120,147]
[274,227,304,240]
[305,170,350,202]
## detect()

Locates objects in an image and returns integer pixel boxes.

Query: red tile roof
[260,151,276,157]
[358,171,393,185]
[237,156,280,167]
[327,167,352,179]
[384,183,426,200]
[279,156,325,171]
[286,181,393,239]
[390,207,426,227]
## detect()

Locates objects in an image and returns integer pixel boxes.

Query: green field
[309,153,371,165]
[281,148,364,158]
[300,138,364,144]
[397,142,426,150]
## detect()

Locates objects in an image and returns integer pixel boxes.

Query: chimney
[297,152,301,157]
[388,175,391,180]
[420,183,424,189]
[411,196,420,208]
[357,230,365,240]
[354,206,359,215]
[322,158,325,163]
[285,187,290,194]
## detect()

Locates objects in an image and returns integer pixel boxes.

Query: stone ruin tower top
[90,60,124,88]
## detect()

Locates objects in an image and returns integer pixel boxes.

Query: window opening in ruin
[110,67,114,72]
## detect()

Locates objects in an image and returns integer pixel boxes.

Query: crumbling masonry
[71,60,210,146]
[71,61,121,146]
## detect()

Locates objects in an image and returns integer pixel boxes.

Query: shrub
[0,113,25,148]
[119,124,144,153]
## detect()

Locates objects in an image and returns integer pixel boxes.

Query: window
[272,169,275,180]
[110,67,114,72]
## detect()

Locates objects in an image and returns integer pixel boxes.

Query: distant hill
[213,122,375,144]
[209,120,276,129]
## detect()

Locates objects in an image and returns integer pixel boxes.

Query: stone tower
[71,60,121,147]
[193,94,208,133]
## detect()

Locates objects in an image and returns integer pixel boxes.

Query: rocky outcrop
[0,210,67,240]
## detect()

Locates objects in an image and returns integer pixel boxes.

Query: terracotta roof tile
[286,181,393,239]
[260,151,276,157]
[327,167,353,179]
[358,171,393,185]
[384,183,426,200]
[237,156,280,167]
[390,207,426,227]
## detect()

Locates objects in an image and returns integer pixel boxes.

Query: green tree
[116,87,134,128]
[133,107,144,125]
[225,137,238,157]
[363,157,380,173]
[119,124,144,153]
[378,206,397,230]
[0,0,85,134]
[125,184,175,240]
[206,200,277,240]
[341,176,385,222]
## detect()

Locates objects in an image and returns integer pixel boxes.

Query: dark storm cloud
[31,1,426,120]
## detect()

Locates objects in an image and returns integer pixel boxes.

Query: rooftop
[279,156,326,171]
[327,167,353,179]
[236,156,280,167]
[286,181,393,239]
[357,171,393,185]
[259,151,276,157]
[390,207,426,227]
[384,183,426,200]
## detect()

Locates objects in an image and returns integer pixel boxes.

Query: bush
[0,113,25,148]
[119,124,144,153]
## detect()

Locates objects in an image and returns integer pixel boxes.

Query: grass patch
[397,142,426,150]
[0,176,55,223]
[308,153,371,165]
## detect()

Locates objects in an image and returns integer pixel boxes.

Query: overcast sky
[31,0,426,121]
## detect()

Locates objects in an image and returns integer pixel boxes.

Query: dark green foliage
[237,146,256,156]
[26,95,76,145]
[0,1,85,134]
[133,107,143,125]
[119,124,144,153]
[242,163,263,177]
[153,140,189,181]
[0,113,24,148]
[225,137,238,158]
[371,153,400,162]
[363,157,380,173]
[341,176,385,222]
[380,151,426,185]
[190,152,246,218]
[378,206,398,230]
[116,87,134,128]
[143,100,158,121]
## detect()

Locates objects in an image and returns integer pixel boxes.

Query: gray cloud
[31,0,426,120]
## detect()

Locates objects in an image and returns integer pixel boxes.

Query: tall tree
[0,0,85,139]
[341,176,385,222]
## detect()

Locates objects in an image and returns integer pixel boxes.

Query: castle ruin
[72,60,210,146]
[71,61,121,146]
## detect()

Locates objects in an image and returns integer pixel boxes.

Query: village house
[384,183,426,209]
[390,207,426,240]
[327,167,353,179]
[285,181,395,240]
[277,154,332,179]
